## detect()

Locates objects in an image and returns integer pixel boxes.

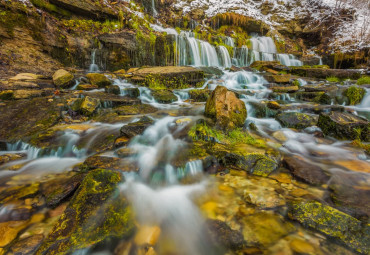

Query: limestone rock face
[205,86,247,129]
[52,69,74,88]
[317,111,369,141]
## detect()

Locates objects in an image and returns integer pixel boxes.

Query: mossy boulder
[264,74,291,83]
[317,111,369,141]
[105,85,121,95]
[36,169,135,254]
[222,152,278,177]
[151,90,177,104]
[205,86,247,130]
[86,73,112,88]
[249,101,278,118]
[123,88,140,98]
[80,96,100,115]
[343,86,366,105]
[52,69,74,88]
[118,116,154,141]
[276,112,318,129]
[288,201,370,254]
[189,89,211,102]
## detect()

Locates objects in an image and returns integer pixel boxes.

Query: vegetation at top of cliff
[61,18,121,35]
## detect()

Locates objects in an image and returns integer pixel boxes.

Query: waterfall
[152,0,158,16]
[218,46,232,68]
[89,49,99,72]
[223,36,235,48]
[319,57,323,65]
[200,41,220,67]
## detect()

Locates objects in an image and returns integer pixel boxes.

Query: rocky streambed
[0,64,369,255]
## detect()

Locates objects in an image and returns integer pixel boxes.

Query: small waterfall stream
[88,49,99,72]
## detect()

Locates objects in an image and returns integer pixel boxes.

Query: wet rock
[9,234,44,254]
[80,155,138,172]
[270,85,299,93]
[189,89,211,102]
[249,101,278,118]
[328,170,370,218]
[119,116,154,140]
[267,101,281,110]
[134,225,161,246]
[0,220,29,247]
[205,86,247,130]
[76,84,99,91]
[276,112,318,129]
[0,153,26,166]
[264,74,291,83]
[115,147,137,158]
[123,88,140,98]
[80,96,100,115]
[114,104,158,115]
[86,73,112,88]
[250,61,281,71]
[283,155,330,185]
[52,69,74,88]
[13,89,47,99]
[303,84,338,93]
[343,86,366,105]
[206,219,246,251]
[288,201,370,254]
[0,183,39,204]
[151,90,177,104]
[289,238,315,254]
[222,152,279,177]
[241,212,295,247]
[130,66,204,88]
[36,169,135,254]
[289,68,362,80]
[0,90,14,100]
[317,111,369,141]
[0,98,61,141]
[40,173,84,208]
[9,73,40,81]
[84,92,140,107]
[105,85,121,95]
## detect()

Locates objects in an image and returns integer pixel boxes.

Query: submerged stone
[36,169,135,254]
[276,112,318,129]
[52,69,74,88]
[283,155,330,185]
[206,219,246,251]
[317,111,369,141]
[205,86,247,130]
[288,201,370,254]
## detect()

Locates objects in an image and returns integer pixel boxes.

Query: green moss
[326,76,341,83]
[30,0,71,17]
[189,122,265,148]
[357,76,370,85]
[291,79,300,86]
[312,65,330,69]
[343,86,366,105]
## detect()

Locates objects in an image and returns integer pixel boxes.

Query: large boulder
[276,112,318,129]
[86,73,112,88]
[317,111,369,141]
[36,169,135,254]
[288,201,370,254]
[205,86,247,129]
[52,69,74,88]
[80,96,100,115]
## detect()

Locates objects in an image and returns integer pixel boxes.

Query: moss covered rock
[105,85,121,95]
[343,86,366,105]
[265,74,291,83]
[317,111,369,141]
[52,69,74,88]
[114,104,157,115]
[86,73,112,88]
[76,84,98,91]
[151,90,177,104]
[205,86,247,130]
[288,201,370,254]
[189,89,211,102]
[276,112,318,129]
[36,169,135,254]
[80,96,100,115]
[0,90,15,100]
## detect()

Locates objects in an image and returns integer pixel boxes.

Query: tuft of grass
[326,76,340,83]
[357,76,370,85]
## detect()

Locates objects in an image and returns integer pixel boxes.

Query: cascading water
[88,49,99,72]
[218,46,232,68]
